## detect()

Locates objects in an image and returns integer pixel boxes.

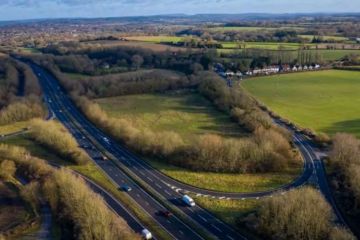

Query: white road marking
[164,190,171,196]
[211,224,222,233]
[227,235,235,240]
[198,214,208,223]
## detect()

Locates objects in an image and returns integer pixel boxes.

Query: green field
[299,35,350,42]
[125,36,185,43]
[96,91,246,141]
[242,70,360,137]
[218,48,360,61]
[221,41,308,50]
[208,26,304,33]
[96,91,300,192]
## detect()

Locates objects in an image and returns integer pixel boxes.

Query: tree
[0,160,16,181]
[131,55,144,70]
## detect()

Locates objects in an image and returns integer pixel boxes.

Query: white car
[182,195,195,207]
[141,229,152,240]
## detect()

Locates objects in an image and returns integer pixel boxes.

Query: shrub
[43,169,139,240]
[0,160,16,181]
[29,119,90,165]
[253,187,355,240]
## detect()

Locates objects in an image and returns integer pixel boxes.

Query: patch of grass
[82,40,189,53]
[221,42,308,50]
[149,159,300,193]
[242,70,360,137]
[299,35,349,42]
[124,36,184,43]
[0,121,29,135]
[95,91,246,141]
[193,197,259,226]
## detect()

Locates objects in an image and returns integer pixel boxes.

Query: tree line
[29,119,90,165]
[0,144,139,240]
[329,133,360,231]
[242,187,355,240]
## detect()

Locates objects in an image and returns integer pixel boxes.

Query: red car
[157,210,172,218]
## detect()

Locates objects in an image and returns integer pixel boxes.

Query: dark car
[157,210,172,218]
[120,185,132,192]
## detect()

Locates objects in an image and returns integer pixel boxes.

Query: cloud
[0,0,359,21]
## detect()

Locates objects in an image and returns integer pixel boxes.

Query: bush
[0,97,45,125]
[29,119,90,165]
[0,160,16,181]
[253,187,355,240]
[43,169,139,240]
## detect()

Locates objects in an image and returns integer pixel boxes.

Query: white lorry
[141,229,152,239]
[182,195,195,207]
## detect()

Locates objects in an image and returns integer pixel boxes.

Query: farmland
[242,70,360,137]
[124,35,185,43]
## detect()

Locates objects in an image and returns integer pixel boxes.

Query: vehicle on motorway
[103,137,110,143]
[141,229,152,239]
[157,210,172,218]
[120,184,132,192]
[182,195,195,207]
[101,155,109,161]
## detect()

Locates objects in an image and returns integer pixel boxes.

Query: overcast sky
[1,0,359,21]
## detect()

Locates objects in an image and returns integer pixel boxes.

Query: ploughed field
[242,70,360,137]
[95,91,300,192]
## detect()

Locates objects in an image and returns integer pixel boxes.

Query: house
[303,65,308,70]
[235,72,243,77]
[315,64,321,69]
[356,38,360,43]
[308,65,313,70]
[292,66,298,71]
[225,71,235,77]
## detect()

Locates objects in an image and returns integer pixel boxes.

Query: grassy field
[193,196,259,226]
[242,70,360,137]
[208,26,304,32]
[149,160,299,193]
[218,48,360,61]
[82,40,189,52]
[299,35,350,42]
[124,36,184,43]
[96,91,246,141]
[0,121,29,135]
[221,42,308,50]
[96,91,301,192]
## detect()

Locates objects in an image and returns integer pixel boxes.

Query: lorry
[182,195,195,207]
[141,229,152,240]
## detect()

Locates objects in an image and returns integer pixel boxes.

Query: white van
[141,229,152,240]
[182,195,195,207]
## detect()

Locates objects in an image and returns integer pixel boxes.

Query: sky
[0,0,359,21]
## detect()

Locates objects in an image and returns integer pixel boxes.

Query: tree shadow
[320,119,360,137]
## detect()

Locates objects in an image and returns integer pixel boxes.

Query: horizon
[1,0,360,21]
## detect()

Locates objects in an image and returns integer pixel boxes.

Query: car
[157,210,172,218]
[120,185,132,192]
[141,229,152,240]
[102,156,108,161]
[182,195,195,207]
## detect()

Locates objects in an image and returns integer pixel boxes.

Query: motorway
[29,62,246,240]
